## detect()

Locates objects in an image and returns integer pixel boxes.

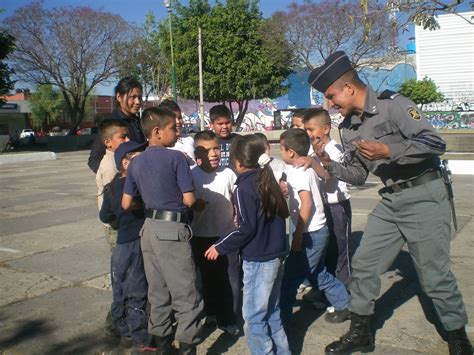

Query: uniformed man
[308,51,472,355]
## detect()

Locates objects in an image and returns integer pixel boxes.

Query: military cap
[114,140,147,170]
[308,51,353,92]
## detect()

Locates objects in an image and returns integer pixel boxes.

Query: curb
[0,152,57,165]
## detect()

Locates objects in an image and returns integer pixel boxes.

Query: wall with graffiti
[425,111,474,130]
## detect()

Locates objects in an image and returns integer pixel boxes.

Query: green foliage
[399,77,444,109]
[119,12,170,101]
[30,84,64,129]
[162,0,293,127]
[0,29,15,105]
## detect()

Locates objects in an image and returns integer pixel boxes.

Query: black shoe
[448,327,472,355]
[178,342,196,355]
[325,313,375,354]
[325,308,351,324]
[154,335,176,355]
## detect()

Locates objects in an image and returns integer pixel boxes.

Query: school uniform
[214,169,290,355]
[279,166,350,328]
[124,146,204,346]
[99,176,150,347]
[191,166,237,327]
[321,139,353,286]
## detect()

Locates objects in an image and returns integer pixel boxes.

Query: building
[415,11,474,103]
[0,91,31,135]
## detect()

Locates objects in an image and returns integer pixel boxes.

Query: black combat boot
[447,327,472,355]
[325,313,375,354]
[178,342,196,355]
[154,335,176,355]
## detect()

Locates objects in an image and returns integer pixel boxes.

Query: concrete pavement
[0,150,472,354]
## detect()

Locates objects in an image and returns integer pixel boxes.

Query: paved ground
[0,150,472,355]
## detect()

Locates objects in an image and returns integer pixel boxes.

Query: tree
[399,77,444,110]
[383,0,474,30]
[0,26,15,105]
[275,0,401,70]
[29,84,64,130]
[165,0,293,128]
[119,12,170,102]
[4,2,133,132]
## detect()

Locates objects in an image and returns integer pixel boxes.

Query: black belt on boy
[145,209,189,223]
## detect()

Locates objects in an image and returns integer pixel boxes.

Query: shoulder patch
[407,107,421,120]
[378,90,399,100]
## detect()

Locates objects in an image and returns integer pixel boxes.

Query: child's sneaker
[218,324,241,336]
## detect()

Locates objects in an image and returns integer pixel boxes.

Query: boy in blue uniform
[100,140,152,352]
[122,107,204,355]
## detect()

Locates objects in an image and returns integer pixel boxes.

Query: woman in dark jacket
[88,77,147,173]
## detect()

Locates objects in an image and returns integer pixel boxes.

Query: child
[209,104,238,167]
[158,99,196,167]
[99,140,153,352]
[254,132,288,182]
[122,107,204,355]
[290,109,308,129]
[191,130,239,335]
[304,108,352,287]
[95,118,130,339]
[208,104,242,320]
[96,118,130,244]
[205,134,290,355]
[278,129,350,330]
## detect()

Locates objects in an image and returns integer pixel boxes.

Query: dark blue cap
[308,51,353,93]
[114,141,147,170]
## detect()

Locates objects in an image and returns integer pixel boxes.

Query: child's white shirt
[191,166,237,237]
[287,165,326,233]
[322,139,350,204]
[169,135,196,167]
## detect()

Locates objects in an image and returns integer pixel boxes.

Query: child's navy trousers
[111,238,151,346]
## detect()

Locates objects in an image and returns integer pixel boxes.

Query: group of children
[94,91,354,354]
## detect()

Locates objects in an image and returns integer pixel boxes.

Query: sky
[0,0,306,25]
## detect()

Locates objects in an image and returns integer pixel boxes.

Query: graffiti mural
[425,111,474,129]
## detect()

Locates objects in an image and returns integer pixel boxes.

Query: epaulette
[378,90,399,100]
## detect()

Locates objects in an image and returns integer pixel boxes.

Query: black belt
[145,210,189,223]
[383,170,442,193]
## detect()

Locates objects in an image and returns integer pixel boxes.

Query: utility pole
[164,0,177,101]
[198,27,205,131]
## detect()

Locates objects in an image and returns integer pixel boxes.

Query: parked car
[20,129,35,139]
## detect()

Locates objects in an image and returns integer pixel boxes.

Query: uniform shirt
[327,86,445,187]
[214,169,287,262]
[218,133,238,167]
[124,146,194,212]
[170,135,196,167]
[191,166,236,237]
[96,149,118,211]
[322,139,350,204]
[99,177,145,244]
[88,108,146,173]
[287,166,326,233]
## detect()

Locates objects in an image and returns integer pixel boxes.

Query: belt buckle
[391,184,402,193]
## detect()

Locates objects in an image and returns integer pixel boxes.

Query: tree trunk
[234,100,249,130]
